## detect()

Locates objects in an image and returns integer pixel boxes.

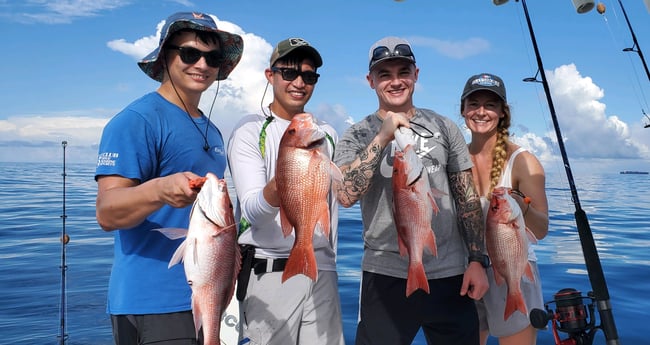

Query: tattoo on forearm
[338,142,383,206]
[449,170,485,254]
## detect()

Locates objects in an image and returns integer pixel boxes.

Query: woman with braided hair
[461,73,549,345]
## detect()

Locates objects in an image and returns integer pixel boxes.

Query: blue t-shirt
[95,92,227,315]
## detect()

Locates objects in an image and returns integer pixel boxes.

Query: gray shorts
[476,261,544,338]
[240,270,345,345]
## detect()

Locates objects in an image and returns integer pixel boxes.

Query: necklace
[164,61,216,152]
[186,110,210,152]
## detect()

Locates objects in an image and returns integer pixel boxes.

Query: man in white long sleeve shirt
[226,37,344,345]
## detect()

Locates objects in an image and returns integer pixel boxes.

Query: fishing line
[58,141,68,345]
[511,3,575,207]
[600,1,650,119]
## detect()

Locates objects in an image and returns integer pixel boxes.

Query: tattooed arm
[449,169,485,255]
[449,168,489,300]
[336,112,410,208]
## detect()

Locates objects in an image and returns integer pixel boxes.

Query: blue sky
[1,0,649,175]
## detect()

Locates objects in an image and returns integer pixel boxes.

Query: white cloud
[12,0,129,24]
[0,15,350,163]
[507,63,650,173]
[547,64,649,159]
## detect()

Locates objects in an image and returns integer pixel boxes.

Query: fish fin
[154,227,188,240]
[279,207,294,237]
[429,187,448,200]
[427,192,440,215]
[317,202,331,238]
[504,290,528,321]
[396,228,409,257]
[525,228,538,244]
[329,161,343,185]
[168,239,187,268]
[524,261,536,282]
[492,267,505,286]
[424,228,438,257]
[406,261,430,297]
[282,245,318,282]
[192,295,203,340]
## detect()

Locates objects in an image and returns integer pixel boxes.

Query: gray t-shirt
[333,108,473,279]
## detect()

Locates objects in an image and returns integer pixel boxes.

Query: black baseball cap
[461,73,507,102]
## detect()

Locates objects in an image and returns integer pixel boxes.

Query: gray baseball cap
[368,36,416,71]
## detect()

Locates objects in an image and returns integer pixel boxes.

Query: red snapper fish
[276,113,341,282]
[157,173,241,345]
[486,186,535,320]
[392,141,439,297]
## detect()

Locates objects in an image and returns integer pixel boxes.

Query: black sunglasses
[166,45,223,68]
[409,121,435,139]
[271,67,320,85]
[370,44,415,66]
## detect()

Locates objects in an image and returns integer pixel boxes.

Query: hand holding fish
[376,111,410,146]
[157,172,203,208]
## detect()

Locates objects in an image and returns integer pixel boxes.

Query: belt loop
[266,258,273,273]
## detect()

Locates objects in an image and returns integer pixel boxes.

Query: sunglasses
[271,67,320,85]
[409,121,435,139]
[166,45,223,68]
[370,44,415,67]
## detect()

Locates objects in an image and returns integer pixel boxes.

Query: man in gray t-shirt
[333,36,489,345]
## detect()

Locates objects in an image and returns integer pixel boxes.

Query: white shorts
[239,270,345,345]
[476,260,544,337]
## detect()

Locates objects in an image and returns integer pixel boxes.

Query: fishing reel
[529,288,599,345]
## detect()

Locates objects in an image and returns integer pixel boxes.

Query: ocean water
[0,162,648,345]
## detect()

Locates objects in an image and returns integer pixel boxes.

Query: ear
[264,68,274,83]
[367,74,375,89]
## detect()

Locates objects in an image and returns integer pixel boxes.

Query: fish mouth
[306,136,325,150]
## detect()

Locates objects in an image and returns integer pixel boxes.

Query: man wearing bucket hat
[95,11,243,344]
[333,36,489,344]
[227,38,345,345]
[461,73,548,345]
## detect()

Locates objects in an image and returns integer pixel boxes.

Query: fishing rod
[613,0,650,82]
[58,140,69,345]
[493,1,620,344]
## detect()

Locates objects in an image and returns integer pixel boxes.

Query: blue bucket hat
[138,12,244,82]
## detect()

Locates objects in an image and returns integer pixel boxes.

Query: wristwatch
[468,254,490,268]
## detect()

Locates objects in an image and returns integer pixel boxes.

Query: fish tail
[406,262,429,297]
[503,290,528,320]
[282,245,318,282]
